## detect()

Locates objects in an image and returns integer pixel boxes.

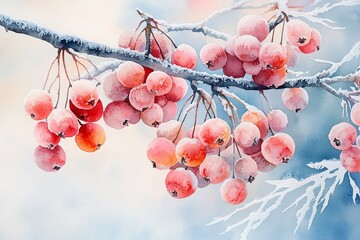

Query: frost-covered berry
[251,151,276,172]
[165,77,188,102]
[242,138,263,156]
[299,28,321,54]
[69,99,103,123]
[200,43,228,70]
[241,110,269,138]
[147,137,177,169]
[175,137,207,167]
[222,54,246,78]
[234,157,258,183]
[141,103,163,128]
[252,67,287,88]
[150,32,173,60]
[328,122,356,150]
[350,102,360,127]
[75,123,106,152]
[117,61,145,89]
[47,108,79,138]
[129,84,155,111]
[69,80,99,110]
[34,121,60,149]
[267,109,288,132]
[103,101,140,129]
[24,89,53,120]
[234,122,260,148]
[286,19,312,47]
[171,44,198,70]
[165,168,197,199]
[281,88,309,112]
[234,35,261,62]
[146,71,172,96]
[34,145,66,172]
[199,155,230,184]
[220,178,247,205]
[243,59,262,76]
[340,146,360,172]
[102,71,130,101]
[261,133,295,165]
[259,42,287,70]
[199,118,231,148]
[237,15,269,42]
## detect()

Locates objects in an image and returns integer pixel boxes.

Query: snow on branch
[0,13,358,98]
[207,160,356,239]
[279,0,360,29]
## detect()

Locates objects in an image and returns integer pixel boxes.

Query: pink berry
[242,138,263,156]
[220,178,247,205]
[162,101,178,123]
[234,122,260,148]
[267,109,288,132]
[282,88,309,112]
[223,54,246,78]
[129,84,155,111]
[157,120,185,144]
[252,66,287,88]
[102,71,130,101]
[225,35,237,56]
[69,99,103,123]
[328,122,356,150]
[243,59,263,76]
[34,121,60,149]
[103,101,140,129]
[170,44,198,70]
[261,133,295,165]
[350,102,360,127]
[165,168,197,199]
[234,157,258,183]
[34,145,66,172]
[117,61,145,89]
[200,43,228,70]
[259,42,287,70]
[340,146,360,172]
[146,71,172,96]
[199,155,230,184]
[234,35,261,62]
[286,19,312,47]
[165,77,188,102]
[241,110,269,138]
[199,118,231,148]
[47,108,79,138]
[69,80,99,110]
[237,15,269,42]
[175,137,207,167]
[147,137,177,169]
[24,89,53,120]
[251,151,276,172]
[141,103,163,127]
[150,32,173,60]
[299,28,321,54]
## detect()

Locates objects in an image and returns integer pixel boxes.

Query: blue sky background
[0,0,360,239]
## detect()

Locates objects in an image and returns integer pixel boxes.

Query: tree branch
[0,13,357,93]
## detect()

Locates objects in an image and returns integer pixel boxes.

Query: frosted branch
[78,60,123,80]
[0,13,358,98]
[208,160,349,239]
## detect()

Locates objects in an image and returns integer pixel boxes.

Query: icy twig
[77,60,123,80]
[207,160,352,239]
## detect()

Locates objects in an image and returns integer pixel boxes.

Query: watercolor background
[0,0,360,239]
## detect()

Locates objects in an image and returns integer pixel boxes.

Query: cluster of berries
[328,102,360,172]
